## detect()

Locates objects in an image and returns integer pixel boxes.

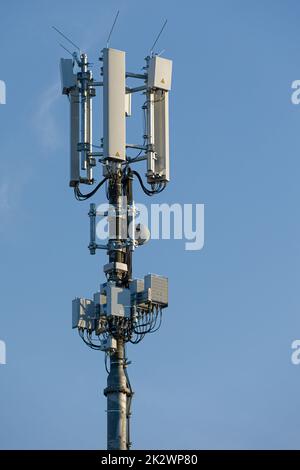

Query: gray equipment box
[72,297,95,329]
[102,284,131,318]
[60,58,77,95]
[129,279,145,294]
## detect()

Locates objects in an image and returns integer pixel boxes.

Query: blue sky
[1,0,300,450]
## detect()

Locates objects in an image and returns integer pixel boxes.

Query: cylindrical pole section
[104,339,129,450]
[104,165,133,449]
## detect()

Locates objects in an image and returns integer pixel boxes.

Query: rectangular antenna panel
[69,89,80,187]
[147,90,170,183]
[148,56,172,91]
[60,58,76,95]
[103,48,126,161]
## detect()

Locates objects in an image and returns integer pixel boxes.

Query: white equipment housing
[134,223,151,246]
[100,336,117,353]
[148,56,172,92]
[103,48,126,161]
[129,274,168,308]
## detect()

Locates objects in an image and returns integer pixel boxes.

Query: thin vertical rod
[150,19,168,56]
[146,90,156,174]
[80,54,88,171]
[107,10,120,48]
[126,169,134,284]
[88,203,96,255]
[87,82,93,181]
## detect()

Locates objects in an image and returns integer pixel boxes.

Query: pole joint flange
[104,385,131,397]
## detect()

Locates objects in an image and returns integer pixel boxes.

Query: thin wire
[150,19,168,56]
[52,26,80,52]
[107,10,120,48]
[59,43,73,57]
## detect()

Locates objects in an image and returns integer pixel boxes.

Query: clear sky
[1,0,300,450]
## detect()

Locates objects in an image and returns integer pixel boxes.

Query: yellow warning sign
[116,152,120,157]
[161,78,165,84]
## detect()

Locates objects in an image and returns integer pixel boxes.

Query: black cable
[131,170,166,196]
[127,139,146,163]
[74,176,108,201]
[105,352,110,374]
[148,308,163,333]
[79,329,103,350]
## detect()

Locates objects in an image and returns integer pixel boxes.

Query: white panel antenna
[60,53,95,187]
[146,57,172,183]
[103,48,126,161]
[150,90,170,183]
[69,88,80,187]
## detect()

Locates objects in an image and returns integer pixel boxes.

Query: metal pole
[103,165,133,450]
[104,339,129,450]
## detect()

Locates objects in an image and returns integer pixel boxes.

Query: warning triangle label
[116,152,120,157]
[161,78,165,84]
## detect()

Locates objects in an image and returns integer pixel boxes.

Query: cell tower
[58,23,172,450]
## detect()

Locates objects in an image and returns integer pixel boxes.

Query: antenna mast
[58,25,172,450]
